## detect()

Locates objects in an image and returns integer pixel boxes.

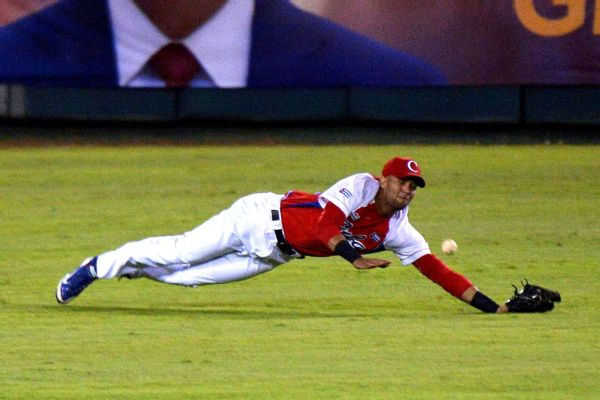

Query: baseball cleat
[56,257,98,304]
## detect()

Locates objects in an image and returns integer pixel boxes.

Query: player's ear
[379,175,389,188]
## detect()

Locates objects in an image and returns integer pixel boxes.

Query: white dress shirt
[108,0,254,88]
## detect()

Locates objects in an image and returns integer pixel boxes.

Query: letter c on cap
[407,160,419,173]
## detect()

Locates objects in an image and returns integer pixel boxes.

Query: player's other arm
[413,254,508,313]
[317,202,390,270]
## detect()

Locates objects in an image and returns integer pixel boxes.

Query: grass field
[0,144,598,399]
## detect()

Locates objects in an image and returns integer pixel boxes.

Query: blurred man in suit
[0,0,446,88]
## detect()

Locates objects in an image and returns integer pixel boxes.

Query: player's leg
[139,252,280,286]
[95,193,284,279]
[56,193,283,304]
[56,204,244,303]
[95,202,247,279]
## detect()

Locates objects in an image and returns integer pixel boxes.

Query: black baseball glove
[505,280,561,313]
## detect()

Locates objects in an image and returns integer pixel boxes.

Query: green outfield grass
[0,144,598,399]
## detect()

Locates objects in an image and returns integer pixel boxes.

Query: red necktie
[149,43,201,88]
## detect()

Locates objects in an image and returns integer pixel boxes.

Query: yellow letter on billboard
[595,0,600,34]
[514,0,586,36]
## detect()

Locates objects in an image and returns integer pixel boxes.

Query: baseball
[441,239,458,255]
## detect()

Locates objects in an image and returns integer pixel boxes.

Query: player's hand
[352,257,391,270]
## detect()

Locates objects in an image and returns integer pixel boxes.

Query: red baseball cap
[381,157,426,187]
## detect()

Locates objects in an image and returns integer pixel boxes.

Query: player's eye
[400,180,417,191]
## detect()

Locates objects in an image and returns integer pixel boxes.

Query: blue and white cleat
[56,257,98,304]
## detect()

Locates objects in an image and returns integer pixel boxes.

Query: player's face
[380,176,417,211]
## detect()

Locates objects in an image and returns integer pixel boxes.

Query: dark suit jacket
[0,0,446,87]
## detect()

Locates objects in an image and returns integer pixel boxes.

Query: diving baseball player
[56,157,560,313]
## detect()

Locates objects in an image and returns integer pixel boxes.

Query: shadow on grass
[28,303,380,320]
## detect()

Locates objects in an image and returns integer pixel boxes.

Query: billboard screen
[1,0,598,87]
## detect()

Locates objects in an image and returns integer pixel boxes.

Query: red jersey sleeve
[413,254,473,298]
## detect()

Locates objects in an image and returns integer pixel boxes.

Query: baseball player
[56,157,560,313]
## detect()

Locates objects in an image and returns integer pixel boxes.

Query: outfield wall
[1,85,600,126]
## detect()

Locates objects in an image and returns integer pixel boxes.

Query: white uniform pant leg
[94,193,288,286]
[153,253,278,286]
[95,204,246,280]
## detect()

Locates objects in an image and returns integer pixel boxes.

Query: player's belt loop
[271,210,303,258]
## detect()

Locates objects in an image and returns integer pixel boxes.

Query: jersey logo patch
[341,220,367,250]
[369,233,381,243]
[339,188,352,199]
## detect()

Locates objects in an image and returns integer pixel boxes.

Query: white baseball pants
[94,193,295,286]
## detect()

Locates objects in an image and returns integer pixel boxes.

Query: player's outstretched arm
[327,233,390,270]
[460,285,508,313]
[352,257,391,270]
[413,254,505,313]
[413,255,560,313]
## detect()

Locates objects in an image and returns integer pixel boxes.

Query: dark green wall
[1,85,599,125]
